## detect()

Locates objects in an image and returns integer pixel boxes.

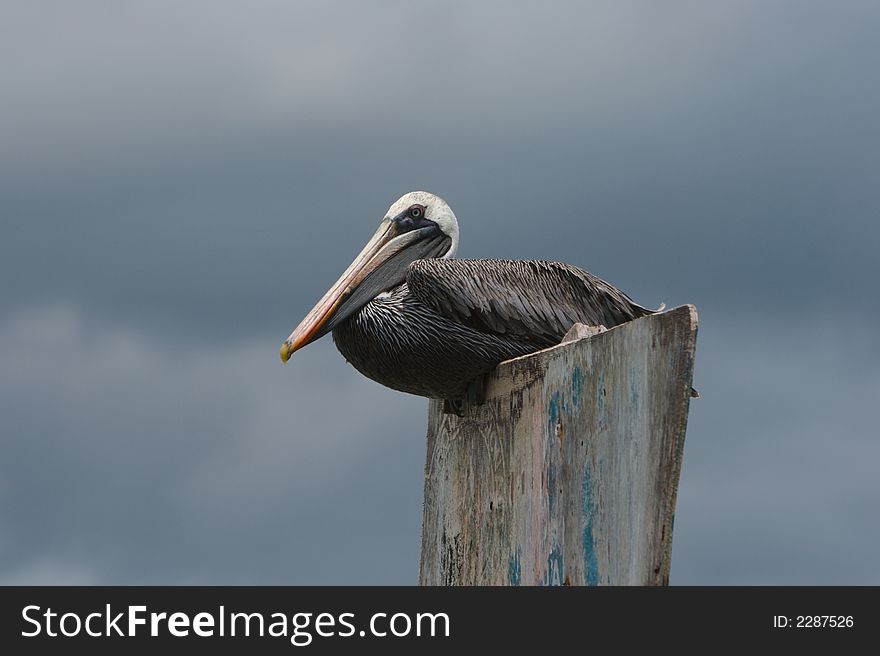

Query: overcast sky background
[1,1,878,584]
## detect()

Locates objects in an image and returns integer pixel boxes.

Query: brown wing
[406,259,655,343]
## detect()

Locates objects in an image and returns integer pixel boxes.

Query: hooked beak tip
[280,341,293,364]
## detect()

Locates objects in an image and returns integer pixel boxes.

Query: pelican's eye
[409,205,423,219]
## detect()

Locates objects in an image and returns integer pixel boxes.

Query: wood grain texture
[418,305,698,586]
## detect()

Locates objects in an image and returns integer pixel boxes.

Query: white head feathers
[386,191,459,258]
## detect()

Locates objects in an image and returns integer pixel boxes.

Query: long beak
[280,220,447,363]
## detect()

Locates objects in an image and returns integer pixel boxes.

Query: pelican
[280,191,658,412]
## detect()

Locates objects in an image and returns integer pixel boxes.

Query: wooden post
[418,305,698,585]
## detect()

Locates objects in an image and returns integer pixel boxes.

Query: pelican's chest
[332,287,423,385]
[331,286,470,398]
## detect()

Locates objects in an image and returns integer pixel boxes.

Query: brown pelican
[280,191,658,411]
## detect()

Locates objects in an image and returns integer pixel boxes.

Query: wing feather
[406,259,655,344]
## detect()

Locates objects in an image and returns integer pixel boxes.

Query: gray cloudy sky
[1,1,878,584]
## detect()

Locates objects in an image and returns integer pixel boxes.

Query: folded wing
[406,259,655,345]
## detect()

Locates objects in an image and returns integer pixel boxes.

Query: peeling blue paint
[544,542,564,586]
[508,547,522,586]
[547,462,557,513]
[629,366,639,403]
[547,392,559,427]
[582,466,599,585]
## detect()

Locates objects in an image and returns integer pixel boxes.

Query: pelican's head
[280,191,458,362]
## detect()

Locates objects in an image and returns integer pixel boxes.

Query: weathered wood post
[419,305,698,585]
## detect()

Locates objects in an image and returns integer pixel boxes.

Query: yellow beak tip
[279,343,292,364]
